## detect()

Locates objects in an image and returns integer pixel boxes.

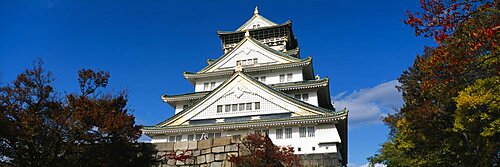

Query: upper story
[162,7,333,114]
[217,7,298,54]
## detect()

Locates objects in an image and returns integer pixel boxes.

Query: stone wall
[298,153,342,167]
[153,135,241,167]
[152,135,342,167]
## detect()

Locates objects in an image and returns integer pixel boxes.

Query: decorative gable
[159,72,329,127]
[201,37,298,73]
[236,7,277,31]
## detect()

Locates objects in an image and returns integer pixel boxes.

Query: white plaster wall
[194,77,228,92]
[250,68,303,85]
[174,101,191,114]
[290,91,318,106]
[193,68,303,92]
[150,123,341,154]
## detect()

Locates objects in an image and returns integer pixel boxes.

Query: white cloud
[333,80,403,127]
[348,162,386,167]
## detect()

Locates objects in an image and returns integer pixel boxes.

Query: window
[242,60,247,66]
[236,60,241,66]
[247,59,253,65]
[295,94,309,101]
[215,133,221,138]
[299,127,307,138]
[204,83,209,90]
[208,133,215,139]
[255,102,260,110]
[238,103,245,111]
[307,127,315,137]
[246,103,252,110]
[295,94,302,99]
[183,105,188,109]
[232,104,238,111]
[312,147,316,151]
[302,93,309,101]
[253,58,258,64]
[210,82,216,90]
[225,105,231,112]
[260,76,266,83]
[279,74,285,82]
[255,77,259,80]
[298,147,301,152]
[196,134,203,140]
[188,134,194,141]
[285,128,293,138]
[276,129,283,139]
[287,73,293,81]
[217,105,223,113]
[169,136,175,142]
[176,135,182,141]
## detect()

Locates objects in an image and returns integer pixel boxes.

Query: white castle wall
[150,123,342,155]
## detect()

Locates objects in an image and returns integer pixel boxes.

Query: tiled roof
[155,71,340,128]
[162,78,329,102]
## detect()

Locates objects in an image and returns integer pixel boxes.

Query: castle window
[239,103,245,111]
[204,82,209,90]
[210,82,216,90]
[253,58,258,64]
[225,105,231,112]
[242,60,247,66]
[308,127,315,137]
[285,128,293,138]
[188,134,194,141]
[196,134,202,140]
[312,147,316,151]
[302,93,309,101]
[260,76,266,83]
[254,102,260,110]
[176,135,182,141]
[246,103,252,110]
[295,94,301,99]
[295,93,309,102]
[169,136,175,142]
[298,147,301,152]
[279,74,285,82]
[232,104,238,111]
[276,129,283,139]
[208,133,214,139]
[217,105,223,113]
[215,133,221,138]
[299,127,307,138]
[287,73,293,81]
[183,105,188,109]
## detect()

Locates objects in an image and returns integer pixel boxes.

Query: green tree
[0,60,155,167]
[370,0,499,166]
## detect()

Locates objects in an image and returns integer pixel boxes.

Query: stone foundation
[151,135,342,167]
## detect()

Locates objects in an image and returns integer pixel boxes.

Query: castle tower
[143,7,348,166]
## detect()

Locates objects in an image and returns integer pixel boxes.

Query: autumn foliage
[0,60,155,167]
[370,0,499,166]
[228,133,300,167]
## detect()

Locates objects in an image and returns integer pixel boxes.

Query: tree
[370,0,498,166]
[0,60,156,167]
[228,133,300,167]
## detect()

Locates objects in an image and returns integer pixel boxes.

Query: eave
[143,111,347,135]
[217,20,292,35]
[162,78,329,106]
[183,57,312,82]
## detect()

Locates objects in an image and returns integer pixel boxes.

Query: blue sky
[0,0,434,166]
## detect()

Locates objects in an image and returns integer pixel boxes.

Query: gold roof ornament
[244,30,250,37]
[235,60,243,72]
[254,6,259,15]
